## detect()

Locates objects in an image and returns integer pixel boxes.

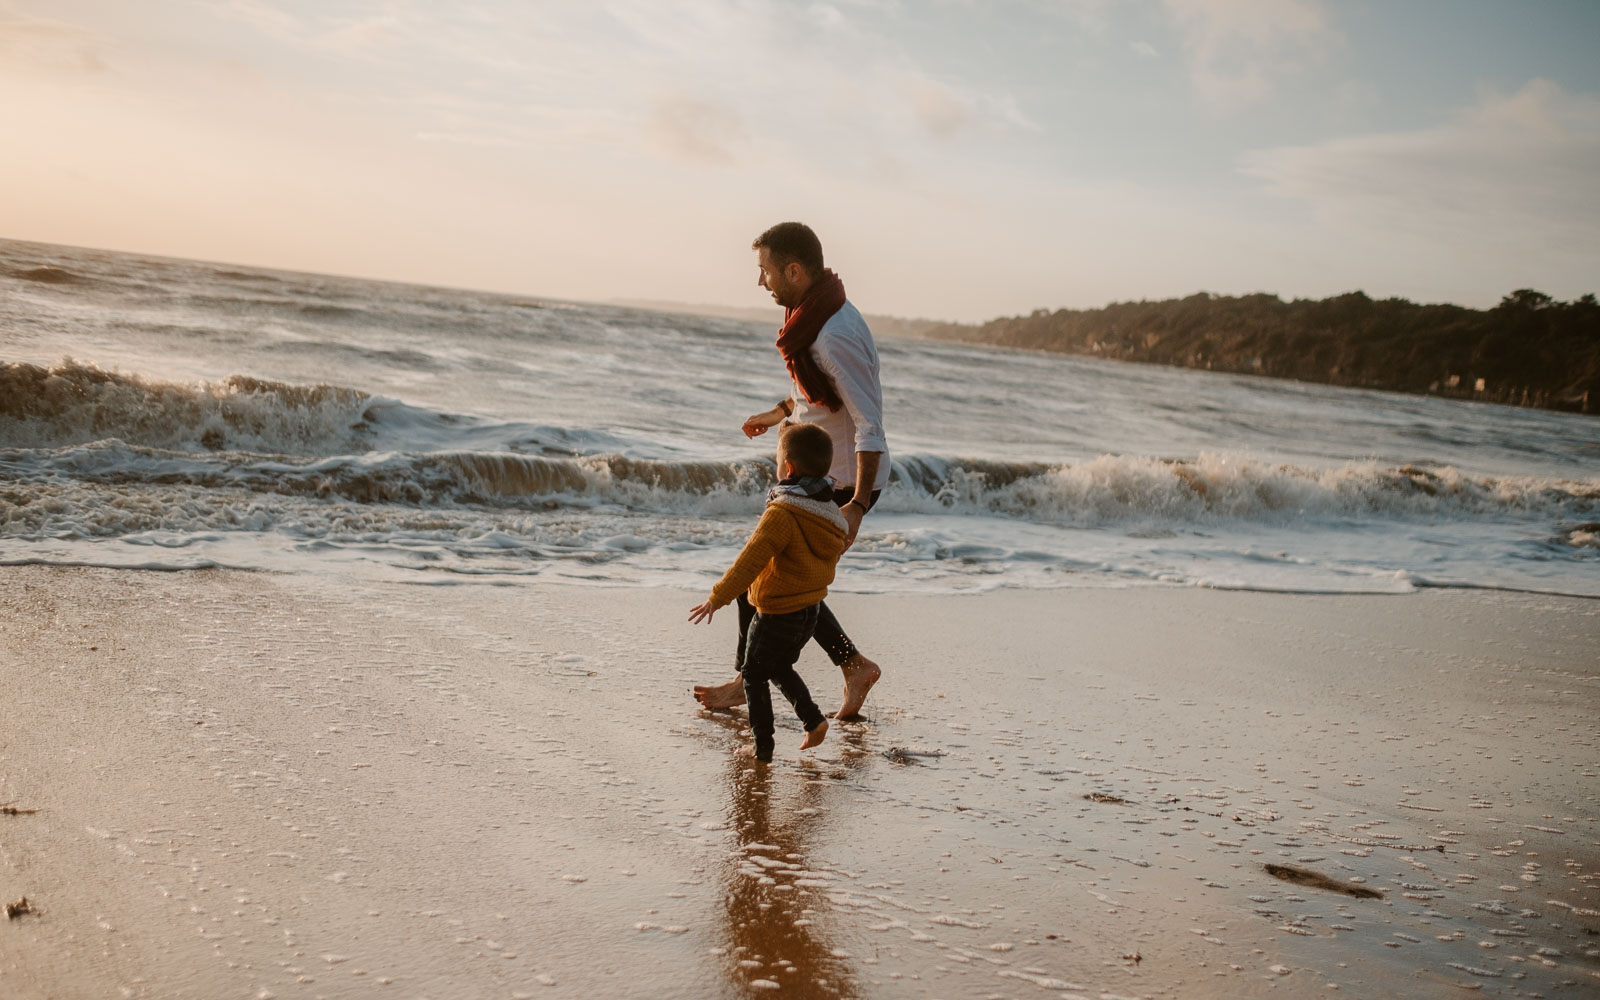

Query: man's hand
[688,601,716,624]
[842,501,864,549]
[741,404,787,439]
[840,451,882,551]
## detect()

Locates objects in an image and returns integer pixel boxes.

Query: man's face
[757,247,804,310]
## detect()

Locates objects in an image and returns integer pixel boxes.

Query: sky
[2,0,1598,322]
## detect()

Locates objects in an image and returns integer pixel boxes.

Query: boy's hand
[688,601,716,624]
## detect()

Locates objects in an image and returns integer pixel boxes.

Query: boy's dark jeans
[735,594,858,670]
[732,486,881,671]
[739,604,826,761]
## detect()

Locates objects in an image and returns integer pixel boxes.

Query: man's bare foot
[800,719,829,751]
[832,654,880,719]
[693,676,747,709]
[736,744,773,763]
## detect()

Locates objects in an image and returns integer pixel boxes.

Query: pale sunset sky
[3,0,1597,322]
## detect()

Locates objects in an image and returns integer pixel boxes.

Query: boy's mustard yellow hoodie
[707,495,848,614]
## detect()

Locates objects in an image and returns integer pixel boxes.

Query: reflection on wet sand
[708,720,872,998]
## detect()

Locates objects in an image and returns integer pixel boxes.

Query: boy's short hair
[780,422,833,477]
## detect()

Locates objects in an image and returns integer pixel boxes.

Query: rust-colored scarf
[775,269,846,412]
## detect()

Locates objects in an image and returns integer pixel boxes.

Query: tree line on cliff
[915,289,1599,414]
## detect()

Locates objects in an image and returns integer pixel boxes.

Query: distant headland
[620,290,1598,417]
[912,289,1599,416]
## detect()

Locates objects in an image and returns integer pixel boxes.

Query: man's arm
[841,450,881,545]
[742,398,792,439]
[811,324,887,546]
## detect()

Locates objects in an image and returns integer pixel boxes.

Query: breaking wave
[1,441,773,515]
[2,361,1595,528]
[4,440,1595,530]
[1,359,382,455]
[889,453,1600,524]
[9,265,89,285]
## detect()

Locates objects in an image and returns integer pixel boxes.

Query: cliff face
[917,290,1600,414]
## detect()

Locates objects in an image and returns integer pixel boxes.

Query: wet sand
[1,565,1596,999]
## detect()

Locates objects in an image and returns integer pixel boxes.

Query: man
[693,221,888,719]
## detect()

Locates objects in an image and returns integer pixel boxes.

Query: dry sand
[1,565,1596,999]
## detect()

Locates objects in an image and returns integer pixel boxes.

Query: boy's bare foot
[693,676,747,709]
[737,744,773,763]
[800,719,829,751]
[832,654,880,719]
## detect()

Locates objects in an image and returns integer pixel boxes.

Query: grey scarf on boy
[768,474,835,503]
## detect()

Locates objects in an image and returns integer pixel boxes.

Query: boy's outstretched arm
[707,509,792,605]
[686,508,793,626]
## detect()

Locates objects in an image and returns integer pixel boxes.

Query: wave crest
[9,265,87,285]
[0,360,376,454]
[7,437,1596,527]
[891,453,1599,523]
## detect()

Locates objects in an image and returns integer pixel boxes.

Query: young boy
[688,423,844,762]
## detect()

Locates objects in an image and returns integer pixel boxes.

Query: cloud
[808,2,846,30]
[1161,0,1332,112]
[316,15,406,56]
[649,96,746,165]
[1031,0,1113,34]
[1241,79,1600,252]
[0,7,108,76]
[414,130,532,149]
[212,0,303,40]
[194,0,1040,172]
[211,1,413,60]
[1131,40,1160,58]
[909,77,971,137]
[986,93,1042,133]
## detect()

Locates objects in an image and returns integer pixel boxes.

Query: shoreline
[2,565,1596,999]
[4,551,1598,604]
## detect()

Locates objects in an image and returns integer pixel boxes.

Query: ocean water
[3,237,1598,597]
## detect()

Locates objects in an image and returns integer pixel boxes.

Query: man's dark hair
[779,422,833,477]
[753,222,824,277]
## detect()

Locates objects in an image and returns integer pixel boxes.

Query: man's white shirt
[786,300,890,490]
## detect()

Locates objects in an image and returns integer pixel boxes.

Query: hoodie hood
[770,494,847,563]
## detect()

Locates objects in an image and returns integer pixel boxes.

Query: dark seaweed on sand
[1265,863,1384,899]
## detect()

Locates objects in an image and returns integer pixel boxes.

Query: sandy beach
[1,566,1596,999]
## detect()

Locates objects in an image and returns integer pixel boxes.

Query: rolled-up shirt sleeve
[813,332,887,454]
